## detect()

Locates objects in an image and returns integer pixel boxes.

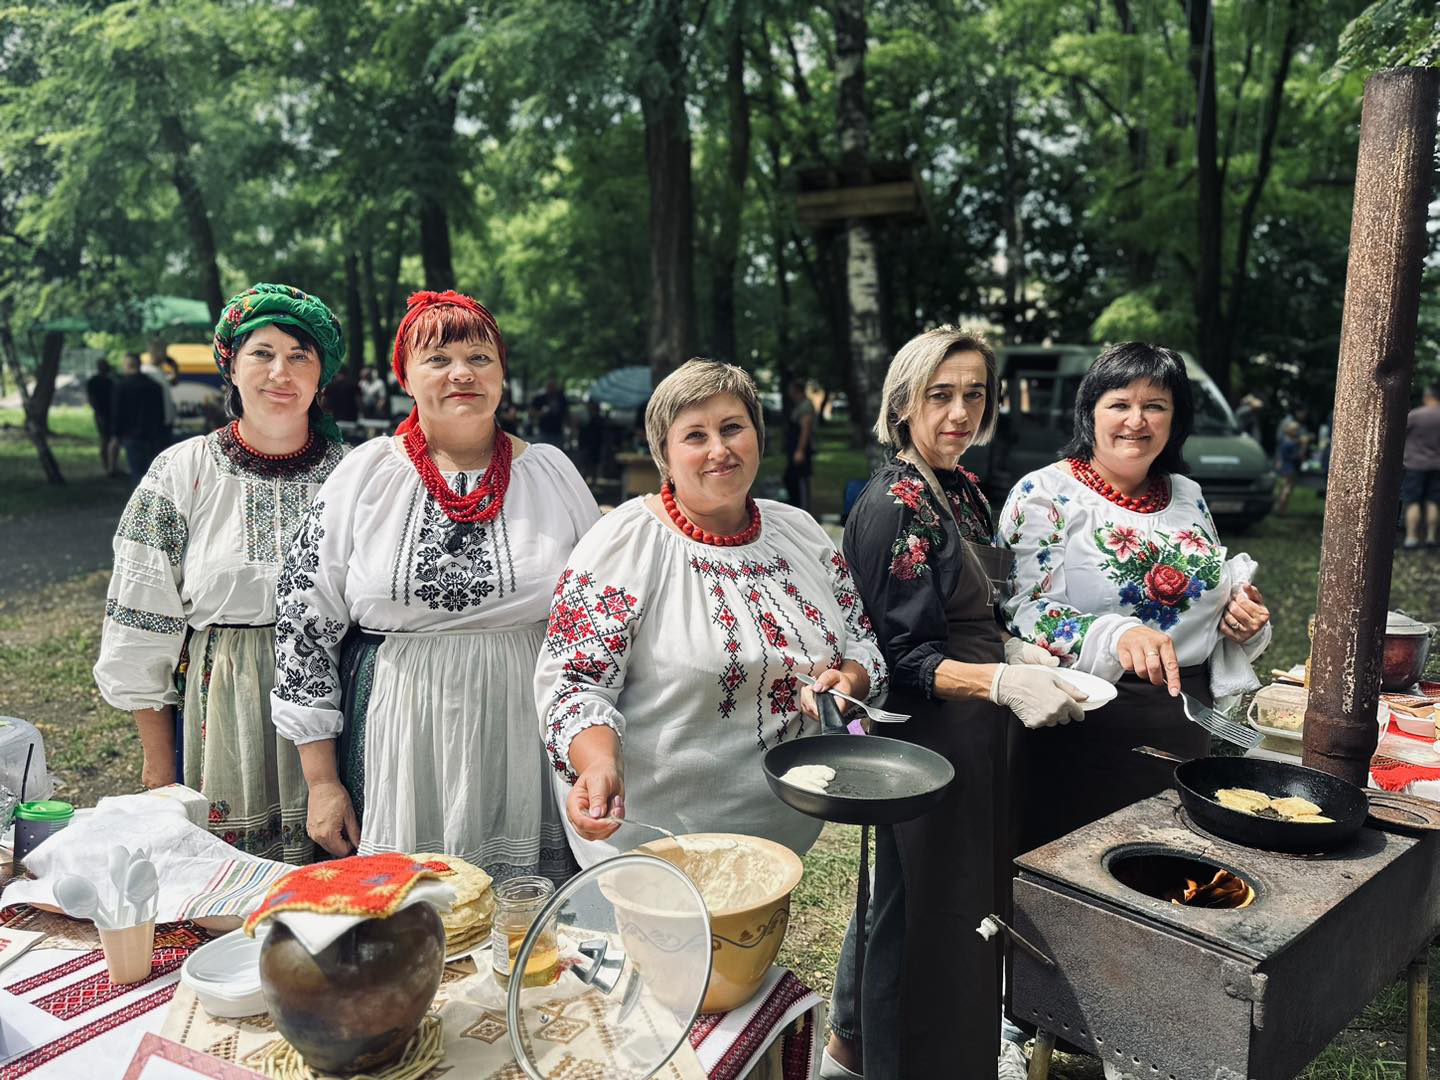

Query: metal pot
[1382,611,1433,691]
[260,902,445,1073]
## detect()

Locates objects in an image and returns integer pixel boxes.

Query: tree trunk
[157,113,225,321]
[641,0,698,382]
[417,89,459,290]
[710,0,751,365]
[363,245,388,371]
[343,243,365,377]
[1,325,64,484]
[1185,0,1228,396]
[834,0,887,469]
[999,75,1027,341]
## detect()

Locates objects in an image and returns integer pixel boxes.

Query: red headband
[391,290,508,436]
[390,290,508,386]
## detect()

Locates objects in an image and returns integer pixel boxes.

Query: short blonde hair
[645,358,766,480]
[873,325,999,449]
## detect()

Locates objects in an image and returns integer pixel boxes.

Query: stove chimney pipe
[1303,67,1439,786]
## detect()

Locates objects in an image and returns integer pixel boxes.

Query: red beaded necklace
[229,420,314,462]
[1068,457,1170,513]
[403,423,513,523]
[660,482,762,546]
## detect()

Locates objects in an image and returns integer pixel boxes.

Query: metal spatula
[1180,692,1264,750]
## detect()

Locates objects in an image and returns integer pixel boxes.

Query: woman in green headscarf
[94,284,348,863]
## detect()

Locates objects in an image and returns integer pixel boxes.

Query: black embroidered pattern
[274,501,345,706]
[116,488,188,566]
[211,423,337,480]
[104,598,184,636]
[396,474,507,612]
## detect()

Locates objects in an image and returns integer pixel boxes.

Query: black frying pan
[763,694,954,825]
[1137,746,1369,853]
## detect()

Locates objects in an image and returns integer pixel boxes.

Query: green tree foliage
[2,0,1428,488]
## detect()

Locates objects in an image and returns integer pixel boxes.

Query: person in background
[1233,393,1263,444]
[325,366,363,426]
[159,356,181,387]
[1273,418,1306,514]
[112,352,166,484]
[94,284,347,862]
[86,358,122,477]
[1401,382,1440,549]
[142,340,178,446]
[360,365,389,420]
[576,399,609,486]
[531,377,569,447]
[784,378,816,513]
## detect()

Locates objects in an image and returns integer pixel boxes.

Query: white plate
[1048,668,1117,711]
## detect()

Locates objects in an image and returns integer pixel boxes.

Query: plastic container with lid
[13,800,74,867]
[1248,684,1308,743]
[181,929,266,1018]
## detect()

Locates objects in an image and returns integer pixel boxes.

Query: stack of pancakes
[414,852,495,956]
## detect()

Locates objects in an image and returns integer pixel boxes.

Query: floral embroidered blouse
[94,428,344,712]
[841,459,995,700]
[532,497,888,866]
[997,465,1271,681]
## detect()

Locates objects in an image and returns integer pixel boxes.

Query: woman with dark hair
[271,290,598,882]
[998,341,1272,857]
[94,284,347,863]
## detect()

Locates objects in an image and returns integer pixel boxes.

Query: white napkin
[264,879,456,955]
[1210,552,1268,703]
[0,793,288,921]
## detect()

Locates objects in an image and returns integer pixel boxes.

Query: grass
[0,406,127,519]
[4,417,1438,1076]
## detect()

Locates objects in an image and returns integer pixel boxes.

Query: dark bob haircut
[224,323,325,426]
[1059,341,1194,476]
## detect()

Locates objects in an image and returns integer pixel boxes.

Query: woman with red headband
[271,291,599,881]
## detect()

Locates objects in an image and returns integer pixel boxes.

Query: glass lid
[507,853,712,1080]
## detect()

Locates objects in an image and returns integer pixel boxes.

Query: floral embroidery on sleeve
[1032,604,1098,661]
[887,477,944,580]
[1093,522,1222,631]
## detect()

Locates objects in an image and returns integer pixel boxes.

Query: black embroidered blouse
[841,459,994,699]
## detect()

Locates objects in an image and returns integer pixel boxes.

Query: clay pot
[259,903,445,1074]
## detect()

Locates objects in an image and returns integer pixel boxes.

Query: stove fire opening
[1109,852,1257,909]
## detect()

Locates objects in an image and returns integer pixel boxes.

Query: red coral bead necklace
[661,482,761,546]
[1067,456,1169,513]
[230,420,314,462]
[404,422,512,525]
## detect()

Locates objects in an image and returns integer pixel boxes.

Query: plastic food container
[1248,684,1308,746]
[181,930,266,1018]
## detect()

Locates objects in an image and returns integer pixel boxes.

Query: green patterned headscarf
[213,283,346,386]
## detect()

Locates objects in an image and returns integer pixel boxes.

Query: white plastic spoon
[54,875,110,929]
[107,845,131,926]
[123,858,159,927]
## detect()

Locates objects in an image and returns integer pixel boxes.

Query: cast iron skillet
[763,693,954,825]
[1137,746,1369,853]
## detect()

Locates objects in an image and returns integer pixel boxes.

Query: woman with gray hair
[533,358,889,866]
[822,326,1084,1080]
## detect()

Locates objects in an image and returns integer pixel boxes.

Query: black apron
[885,537,1011,1078]
[1013,665,1213,855]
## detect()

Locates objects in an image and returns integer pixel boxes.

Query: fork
[793,672,911,724]
[1180,691,1264,750]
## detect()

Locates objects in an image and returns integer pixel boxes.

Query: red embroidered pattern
[244,852,452,935]
[0,984,178,1079]
[30,945,191,1020]
[542,568,643,781]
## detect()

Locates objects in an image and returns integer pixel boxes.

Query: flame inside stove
[1162,869,1256,909]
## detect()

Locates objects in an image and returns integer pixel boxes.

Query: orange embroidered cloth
[243,853,452,936]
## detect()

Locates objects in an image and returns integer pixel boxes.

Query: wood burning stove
[1007,791,1440,1079]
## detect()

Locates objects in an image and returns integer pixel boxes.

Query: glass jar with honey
[491,876,560,990]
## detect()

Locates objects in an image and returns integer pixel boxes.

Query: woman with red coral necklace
[534,359,888,868]
[998,341,1272,862]
[271,291,598,883]
[95,284,348,864]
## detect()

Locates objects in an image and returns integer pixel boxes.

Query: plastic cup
[98,919,156,985]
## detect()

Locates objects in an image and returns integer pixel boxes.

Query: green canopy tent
[33,294,212,336]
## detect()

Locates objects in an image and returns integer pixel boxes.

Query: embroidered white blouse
[533,497,889,866]
[94,429,344,712]
[270,437,600,743]
[997,465,1270,681]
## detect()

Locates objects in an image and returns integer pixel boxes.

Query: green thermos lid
[15,800,73,822]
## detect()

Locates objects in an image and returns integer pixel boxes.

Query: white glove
[1003,636,1060,667]
[989,665,1088,729]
